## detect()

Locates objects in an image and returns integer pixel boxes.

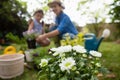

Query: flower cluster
[23,29,40,40]
[38,45,106,80]
[60,33,84,46]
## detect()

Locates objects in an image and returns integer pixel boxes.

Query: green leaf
[90,75,98,80]
[59,76,68,80]
[75,77,82,80]
[50,73,56,78]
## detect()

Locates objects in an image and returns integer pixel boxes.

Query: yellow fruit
[4,46,16,54]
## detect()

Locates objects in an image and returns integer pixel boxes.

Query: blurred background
[0,0,120,80]
[0,0,120,43]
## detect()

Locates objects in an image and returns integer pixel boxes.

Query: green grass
[99,42,120,80]
[0,42,120,80]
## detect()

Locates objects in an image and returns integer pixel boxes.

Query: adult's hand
[36,34,46,43]
[36,34,50,46]
[36,30,59,46]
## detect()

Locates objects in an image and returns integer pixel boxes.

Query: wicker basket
[0,54,24,79]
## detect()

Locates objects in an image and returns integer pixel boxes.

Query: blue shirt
[33,19,43,34]
[50,12,78,38]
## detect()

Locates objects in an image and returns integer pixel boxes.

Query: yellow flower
[77,32,84,38]
[60,40,67,46]
[77,32,84,44]
[70,39,78,46]
[60,32,85,46]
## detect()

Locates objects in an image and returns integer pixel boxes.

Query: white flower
[50,48,58,52]
[73,45,84,49]
[59,57,76,72]
[89,50,102,57]
[49,51,52,54]
[73,45,87,53]
[52,45,72,56]
[57,46,65,53]
[57,45,72,53]
[50,47,62,56]
[39,59,48,67]
[63,45,72,52]
[52,48,63,56]
[53,52,59,56]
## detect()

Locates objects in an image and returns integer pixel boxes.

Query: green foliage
[0,0,29,38]
[85,23,102,37]
[32,41,55,66]
[77,0,93,10]
[5,32,26,44]
[77,0,110,23]
[36,0,52,12]
[109,0,120,22]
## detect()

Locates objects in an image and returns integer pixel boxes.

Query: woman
[36,0,78,46]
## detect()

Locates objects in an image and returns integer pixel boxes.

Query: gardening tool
[84,29,110,52]
[3,46,24,54]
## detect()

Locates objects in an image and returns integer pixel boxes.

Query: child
[27,9,50,46]
[28,9,44,34]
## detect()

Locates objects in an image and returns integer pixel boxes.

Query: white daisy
[39,59,48,67]
[63,45,72,52]
[52,45,72,56]
[59,57,76,72]
[50,48,58,52]
[73,45,87,53]
[89,50,102,57]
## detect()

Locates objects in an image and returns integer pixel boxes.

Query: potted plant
[23,29,40,49]
[38,45,108,80]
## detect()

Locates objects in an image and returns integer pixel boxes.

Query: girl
[28,9,44,34]
[28,9,50,46]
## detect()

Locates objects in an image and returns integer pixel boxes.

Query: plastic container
[0,54,24,79]
[25,50,33,62]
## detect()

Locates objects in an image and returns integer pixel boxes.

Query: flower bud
[95,63,101,67]
[72,66,77,71]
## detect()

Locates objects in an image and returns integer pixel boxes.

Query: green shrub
[5,32,26,44]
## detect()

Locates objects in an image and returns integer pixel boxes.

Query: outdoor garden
[0,0,120,80]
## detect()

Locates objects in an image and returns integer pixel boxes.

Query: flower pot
[0,54,24,79]
[24,50,33,62]
[26,39,36,49]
